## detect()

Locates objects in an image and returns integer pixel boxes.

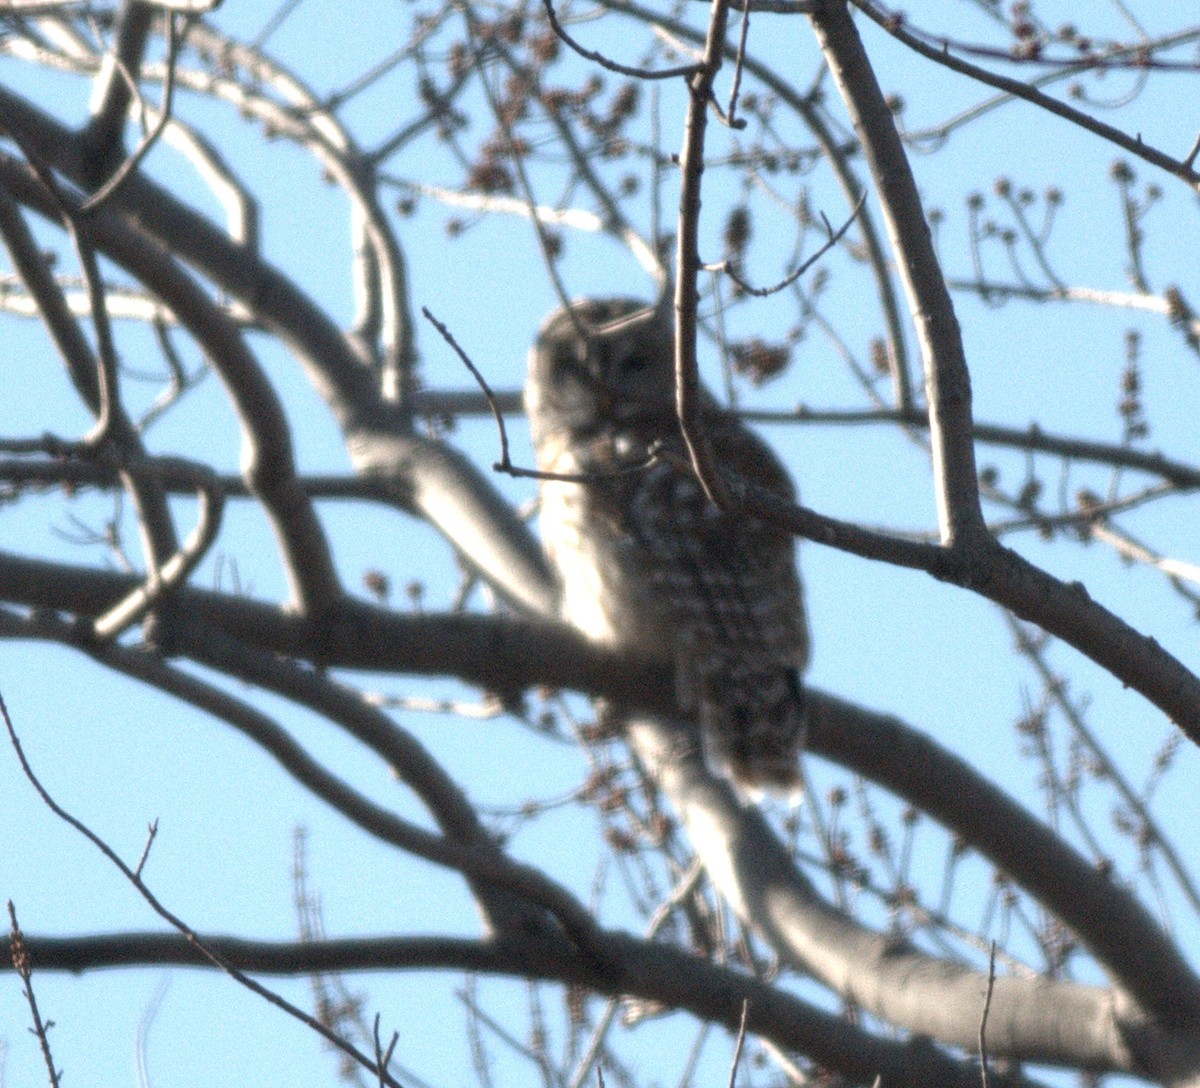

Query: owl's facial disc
[538,340,611,438]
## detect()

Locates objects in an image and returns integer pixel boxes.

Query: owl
[526,297,809,794]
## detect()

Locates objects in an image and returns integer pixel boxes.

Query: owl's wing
[623,417,809,792]
[628,417,809,669]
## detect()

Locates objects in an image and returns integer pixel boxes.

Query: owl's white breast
[538,473,670,653]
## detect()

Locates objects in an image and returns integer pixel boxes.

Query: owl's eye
[550,347,582,379]
[618,351,651,375]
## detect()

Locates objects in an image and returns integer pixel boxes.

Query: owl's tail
[698,664,807,799]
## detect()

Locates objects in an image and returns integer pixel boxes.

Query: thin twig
[979,941,996,1088]
[0,688,404,1088]
[726,999,749,1088]
[467,23,580,323]
[7,902,62,1088]
[374,1014,400,1088]
[704,192,867,297]
[134,819,159,879]
[422,305,512,469]
[91,457,225,640]
[422,306,658,483]
[851,0,1200,192]
[725,1,751,128]
[80,12,185,215]
[540,0,699,80]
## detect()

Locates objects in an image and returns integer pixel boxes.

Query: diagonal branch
[0,608,614,972]
[4,553,1196,1033]
[850,0,1200,193]
[0,683,405,1088]
[810,0,984,545]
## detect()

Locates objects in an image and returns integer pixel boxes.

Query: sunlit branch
[812,1,985,544]
[946,278,1200,344]
[0,454,225,640]
[80,0,154,175]
[381,179,664,279]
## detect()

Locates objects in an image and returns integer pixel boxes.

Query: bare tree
[3,1,1200,1084]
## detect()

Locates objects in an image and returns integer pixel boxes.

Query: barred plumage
[526,298,809,794]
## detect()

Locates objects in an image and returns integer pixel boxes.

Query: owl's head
[526,297,676,447]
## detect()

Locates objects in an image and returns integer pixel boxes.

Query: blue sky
[3,2,1199,1085]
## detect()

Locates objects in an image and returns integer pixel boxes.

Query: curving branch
[0,150,343,618]
[0,454,224,640]
[4,6,1199,1083]
[0,607,612,970]
[810,694,1200,1024]
[625,712,1199,1075]
[0,149,182,599]
[540,0,699,80]
[0,79,552,618]
[79,0,155,179]
[175,20,416,392]
[0,84,375,417]
[4,551,1197,1030]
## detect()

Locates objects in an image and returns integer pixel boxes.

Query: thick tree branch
[176,20,417,393]
[627,712,1197,1074]
[0,162,183,621]
[348,429,557,617]
[0,83,376,421]
[0,608,614,971]
[0,84,552,618]
[10,929,1015,1087]
[0,151,343,617]
[80,0,154,180]
[810,0,984,544]
[812,694,1200,1025]
[3,552,1196,1037]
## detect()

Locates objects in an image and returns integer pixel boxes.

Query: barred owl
[526,298,809,794]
